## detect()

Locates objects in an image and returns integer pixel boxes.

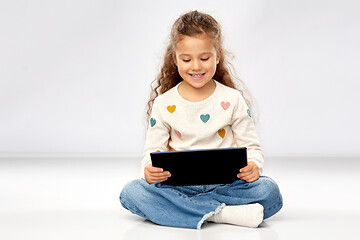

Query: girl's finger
[145,168,169,176]
[150,172,165,178]
[152,171,171,178]
[238,172,255,181]
[148,167,164,173]
[237,171,252,179]
[151,175,169,184]
[240,164,253,173]
[245,176,259,183]
[150,172,171,181]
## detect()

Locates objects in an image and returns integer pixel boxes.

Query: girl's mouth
[189,73,205,80]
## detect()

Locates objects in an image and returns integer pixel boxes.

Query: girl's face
[173,34,221,91]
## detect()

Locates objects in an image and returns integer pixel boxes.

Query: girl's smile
[189,72,206,80]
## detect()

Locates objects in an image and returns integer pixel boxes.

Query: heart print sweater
[141,80,264,179]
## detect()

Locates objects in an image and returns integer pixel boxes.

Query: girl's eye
[182,59,190,63]
[201,58,210,61]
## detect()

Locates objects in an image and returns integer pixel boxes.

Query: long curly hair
[146,10,257,125]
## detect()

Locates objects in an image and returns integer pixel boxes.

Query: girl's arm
[141,98,171,182]
[231,92,264,178]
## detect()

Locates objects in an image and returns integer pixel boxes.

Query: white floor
[1,156,359,240]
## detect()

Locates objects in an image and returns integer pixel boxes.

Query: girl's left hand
[237,161,259,183]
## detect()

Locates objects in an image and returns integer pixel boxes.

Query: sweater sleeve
[231,93,264,175]
[140,98,171,179]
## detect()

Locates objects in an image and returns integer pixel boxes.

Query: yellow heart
[218,129,226,138]
[167,105,176,113]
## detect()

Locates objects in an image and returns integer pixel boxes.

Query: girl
[120,10,283,229]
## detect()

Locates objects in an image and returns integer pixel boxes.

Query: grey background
[1,0,359,156]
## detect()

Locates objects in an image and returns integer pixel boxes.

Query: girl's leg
[119,179,225,229]
[199,176,283,220]
[120,176,282,229]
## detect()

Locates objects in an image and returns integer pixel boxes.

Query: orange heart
[167,105,176,113]
[218,129,226,138]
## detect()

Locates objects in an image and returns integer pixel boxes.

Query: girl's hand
[144,164,171,184]
[237,161,259,183]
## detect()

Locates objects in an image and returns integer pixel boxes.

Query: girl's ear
[216,48,222,64]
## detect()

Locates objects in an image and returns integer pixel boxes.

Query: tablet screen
[151,147,247,186]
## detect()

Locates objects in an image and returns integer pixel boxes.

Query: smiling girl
[120,10,283,229]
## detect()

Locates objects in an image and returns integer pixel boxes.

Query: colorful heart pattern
[200,114,210,123]
[167,105,176,113]
[174,130,182,138]
[221,101,230,110]
[148,99,251,147]
[247,109,252,118]
[218,128,226,138]
[150,118,156,127]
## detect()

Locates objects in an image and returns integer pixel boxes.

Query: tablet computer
[150,147,247,186]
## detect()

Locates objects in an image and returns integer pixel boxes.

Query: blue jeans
[120,176,283,229]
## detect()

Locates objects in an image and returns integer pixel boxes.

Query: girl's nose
[191,60,201,71]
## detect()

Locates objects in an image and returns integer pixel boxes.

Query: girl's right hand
[144,164,171,184]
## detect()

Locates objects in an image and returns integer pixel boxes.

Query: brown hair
[146,10,257,124]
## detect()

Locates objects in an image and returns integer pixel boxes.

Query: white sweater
[141,80,264,179]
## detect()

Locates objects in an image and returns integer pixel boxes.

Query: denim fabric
[120,176,283,229]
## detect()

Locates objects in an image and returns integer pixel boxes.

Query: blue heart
[200,114,210,123]
[150,118,156,127]
[247,109,252,118]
